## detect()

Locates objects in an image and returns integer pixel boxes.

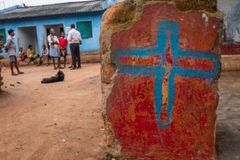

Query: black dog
[41,70,65,84]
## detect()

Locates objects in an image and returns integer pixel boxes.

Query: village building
[0,0,239,70]
[0,0,117,56]
[217,0,240,70]
[218,0,240,54]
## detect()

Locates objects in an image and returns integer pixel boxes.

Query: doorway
[17,26,38,53]
[44,24,64,47]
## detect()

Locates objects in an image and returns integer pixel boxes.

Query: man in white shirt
[67,24,82,69]
[48,29,60,70]
[5,29,24,76]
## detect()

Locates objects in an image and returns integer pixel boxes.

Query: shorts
[9,55,17,63]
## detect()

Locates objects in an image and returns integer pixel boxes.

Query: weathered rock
[101,0,222,159]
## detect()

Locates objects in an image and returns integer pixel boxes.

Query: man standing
[67,24,82,69]
[48,29,60,70]
[0,35,4,53]
[0,35,3,88]
[5,29,24,76]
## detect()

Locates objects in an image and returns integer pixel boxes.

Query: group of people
[19,45,41,65]
[0,23,82,76]
[48,23,82,70]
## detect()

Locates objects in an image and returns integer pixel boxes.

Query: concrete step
[222,55,240,71]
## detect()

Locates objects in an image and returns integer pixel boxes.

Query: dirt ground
[0,64,105,160]
[0,64,239,160]
[216,72,240,160]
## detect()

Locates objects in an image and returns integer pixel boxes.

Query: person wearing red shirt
[59,32,68,68]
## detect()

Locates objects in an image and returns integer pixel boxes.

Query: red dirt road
[0,64,105,160]
[0,63,239,160]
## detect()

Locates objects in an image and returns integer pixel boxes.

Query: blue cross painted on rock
[113,21,221,128]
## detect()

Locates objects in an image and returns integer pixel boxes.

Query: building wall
[0,11,104,56]
[17,26,38,51]
[218,0,240,55]
[218,0,240,43]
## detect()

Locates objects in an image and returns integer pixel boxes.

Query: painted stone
[101,1,222,159]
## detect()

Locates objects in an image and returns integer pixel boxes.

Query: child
[27,45,39,64]
[5,29,24,76]
[40,45,50,65]
[19,47,27,62]
[59,32,68,68]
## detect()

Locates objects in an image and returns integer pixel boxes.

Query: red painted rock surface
[101,1,222,159]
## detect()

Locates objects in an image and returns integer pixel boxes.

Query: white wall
[218,0,240,42]
[217,0,239,14]
[17,26,38,52]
